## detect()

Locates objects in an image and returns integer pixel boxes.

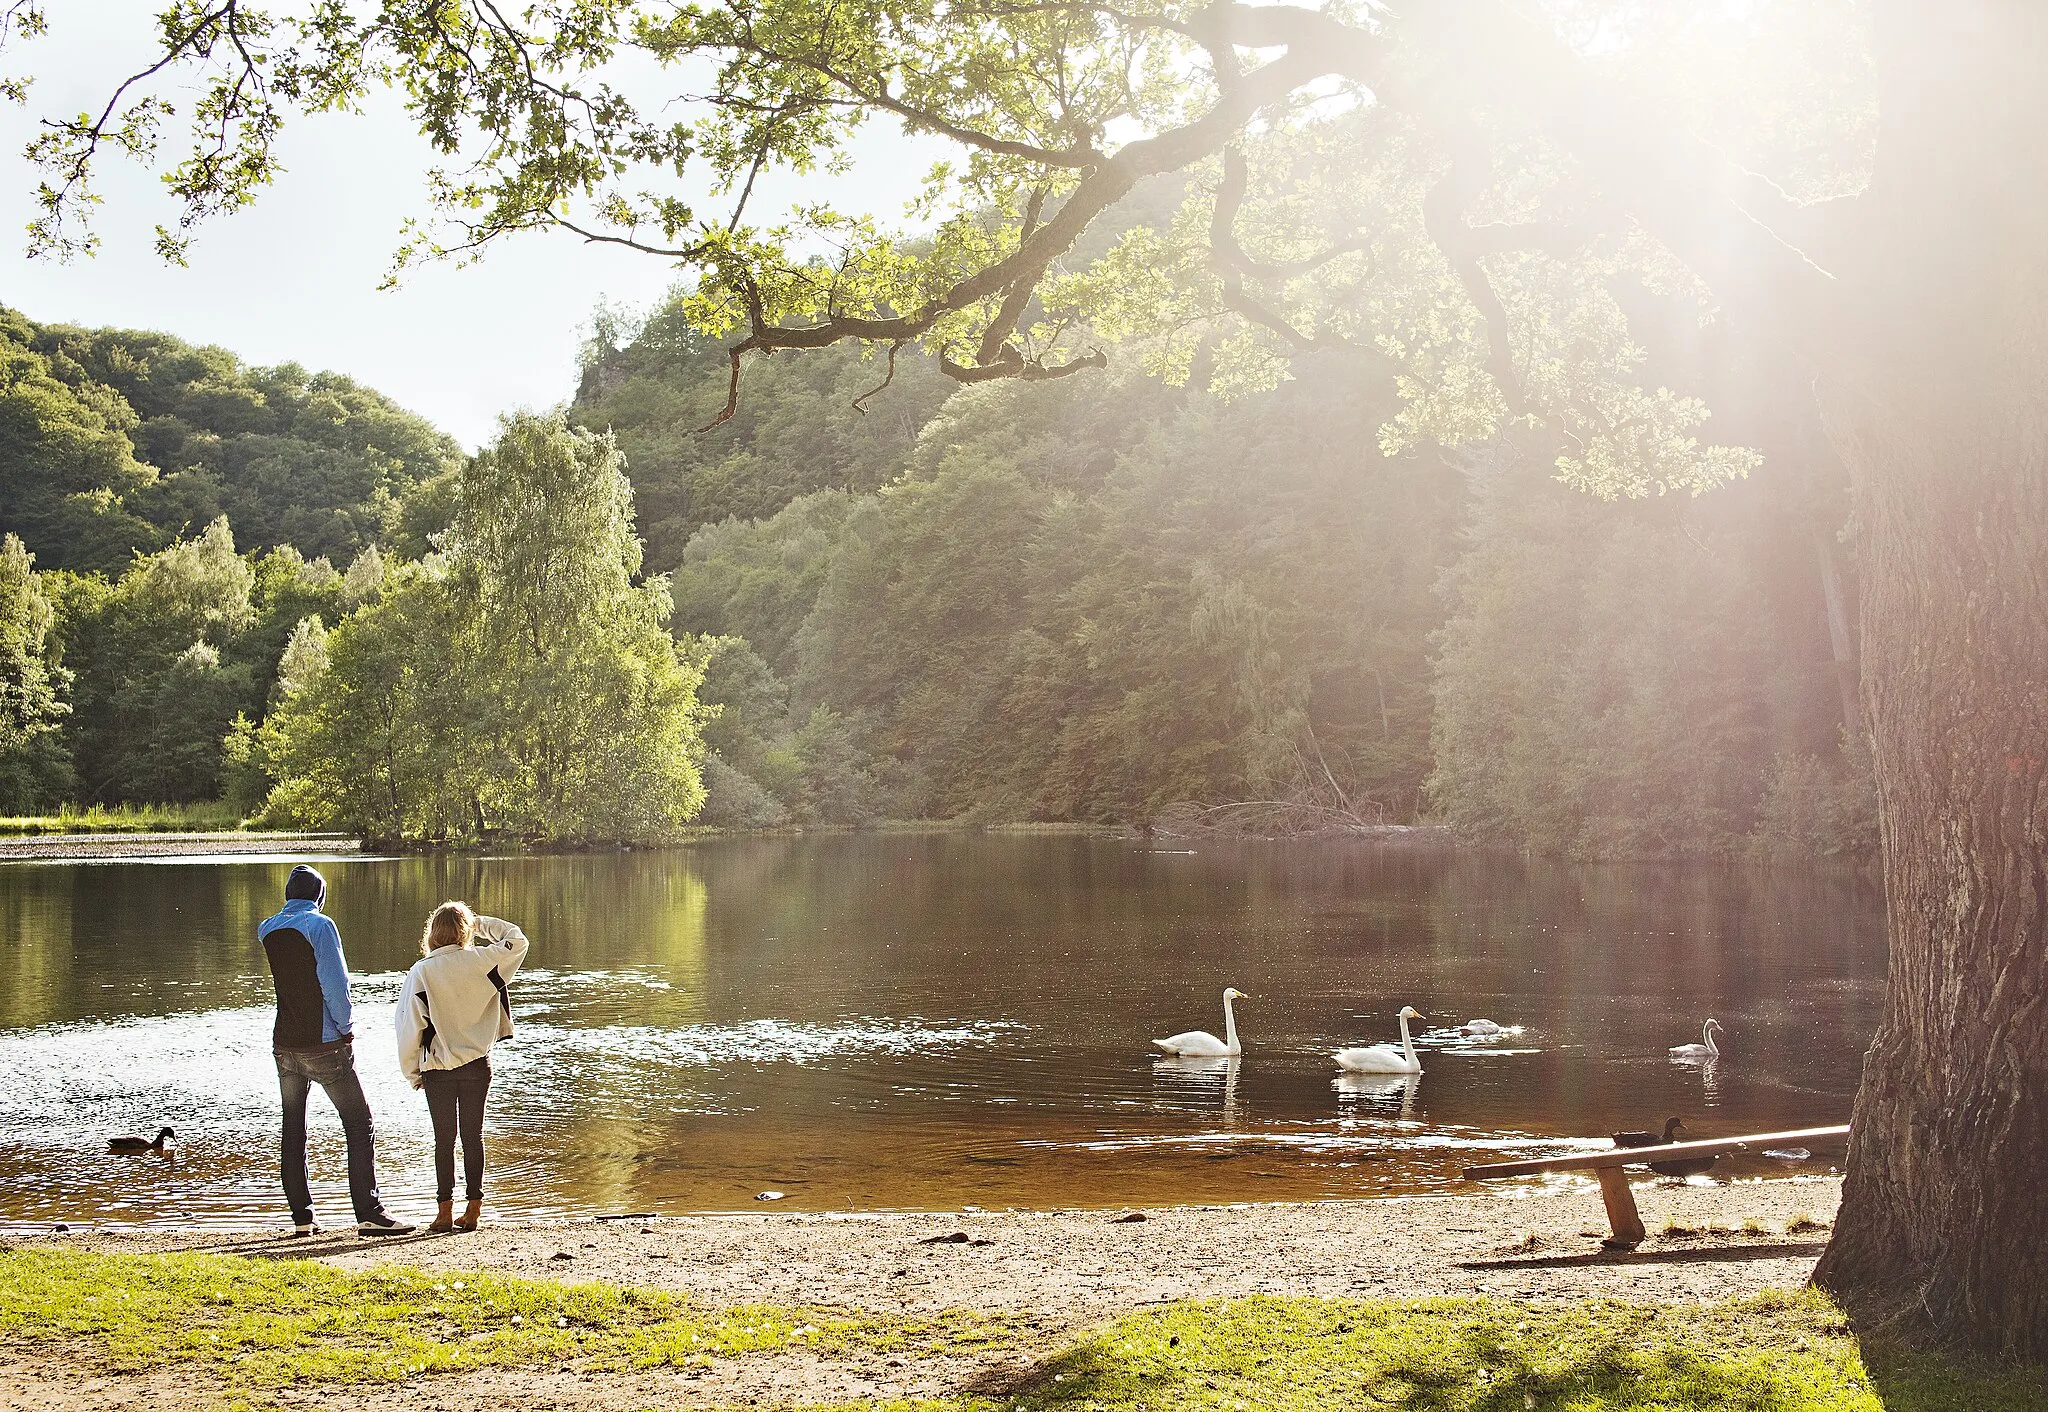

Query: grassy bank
[0,802,247,835]
[3,1248,2042,1410]
[0,1246,1015,1384]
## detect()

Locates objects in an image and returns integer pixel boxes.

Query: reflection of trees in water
[1410,855,1880,1130]
[0,853,718,1031]
[325,853,708,981]
[0,869,71,1030]
[0,838,1895,1217]
[0,860,290,1029]
[3,839,1885,1129]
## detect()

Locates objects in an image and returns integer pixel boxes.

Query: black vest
[262,926,328,1050]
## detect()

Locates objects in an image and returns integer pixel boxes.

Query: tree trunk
[1811,531,1861,742]
[1810,0,2048,1359]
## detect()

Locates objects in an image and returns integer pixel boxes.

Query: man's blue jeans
[275,1041,386,1225]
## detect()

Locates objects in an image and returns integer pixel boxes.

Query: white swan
[1669,1018,1724,1059]
[1334,1005,1426,1073]
[1152,987,1247,1057]
[1458,1019,1504,1036]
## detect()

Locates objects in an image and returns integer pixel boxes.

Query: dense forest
[0,307,463,810]
[0,299,1871,855]
[572,303,1871,856]
[0,306,459,573]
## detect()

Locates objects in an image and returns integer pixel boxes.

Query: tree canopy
[574,314,955,570]
[580,288,1851,846]
[0,533,69,809]
[0,306,461,573]
[6,1,1855,477]
[261,412,709,842]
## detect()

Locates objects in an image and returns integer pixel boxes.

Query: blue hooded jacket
[258,868,354,1048]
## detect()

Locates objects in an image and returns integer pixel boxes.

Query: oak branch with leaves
[7,0,1823,490]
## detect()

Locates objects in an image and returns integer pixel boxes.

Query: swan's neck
[1398,1011,1416,1062]
[1222,995,1239,1051]
[1703,1024,1718,1056]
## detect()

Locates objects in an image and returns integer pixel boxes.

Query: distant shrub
[696,754,787,829]
[1751,734,1878,859]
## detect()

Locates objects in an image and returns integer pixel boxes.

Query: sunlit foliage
[573,312,955,571]
[0,307,461,573]
[0,533,70,810]
[42,519,349,804]
[6,2,1872,500]
[262,413,708,842]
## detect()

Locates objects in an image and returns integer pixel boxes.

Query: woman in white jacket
[394,902,529,1233]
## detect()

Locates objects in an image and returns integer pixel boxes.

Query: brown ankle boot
[428,1200,454,1234]
[454,1199,481,1233]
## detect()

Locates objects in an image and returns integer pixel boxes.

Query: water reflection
[0,837,1881,1225]
[1151,1055,1241,1125]
[1334,1072,1422,1119]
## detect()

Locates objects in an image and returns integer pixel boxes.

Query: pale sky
[0,4,940,448]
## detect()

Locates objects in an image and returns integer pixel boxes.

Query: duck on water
[1612,1116,1719,1178]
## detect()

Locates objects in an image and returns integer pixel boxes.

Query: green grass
[0,1247,1016,1387]
[0,801,251,834]
[1005,1288,2045,1411]
[2,1249,2040,1411]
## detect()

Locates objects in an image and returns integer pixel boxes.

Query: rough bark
[1809,0,2048,1359]
[1813,531,1861,741]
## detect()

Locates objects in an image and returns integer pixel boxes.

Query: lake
[0,834,1881,1228]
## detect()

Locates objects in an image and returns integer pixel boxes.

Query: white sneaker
[291,1222,321,1237]
[357,1214,415,1237]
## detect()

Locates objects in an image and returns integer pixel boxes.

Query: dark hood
[284,864,327,908]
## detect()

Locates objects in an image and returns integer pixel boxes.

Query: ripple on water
[524,1015,1023,1067]
[0,1000,1039,1226]
[0,1003,1026,1139]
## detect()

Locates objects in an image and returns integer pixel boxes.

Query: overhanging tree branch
[1210,145,1384,363]
[1213,146,1375,281]
[695,34,1362,421]
[1422,146,1526,414]
[24,0,1852,406]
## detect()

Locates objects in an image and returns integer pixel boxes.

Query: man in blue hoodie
[259,865,412,1236]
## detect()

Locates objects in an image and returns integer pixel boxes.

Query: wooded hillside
[0,307,459,574]
[0,302,1869,854]
[574,298,1868,854]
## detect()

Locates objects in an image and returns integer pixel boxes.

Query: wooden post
[1596,1167,1646,1250]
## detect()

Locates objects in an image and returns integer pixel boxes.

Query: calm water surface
[0,836,1881,1227]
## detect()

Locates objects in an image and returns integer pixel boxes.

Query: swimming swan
[1152,987,1247,1057]
[1334,1006,1426,1074]
[1458,1019,1504,1036]
[1669,1018,1724,1060]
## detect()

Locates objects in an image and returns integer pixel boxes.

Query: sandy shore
[0,832,358,860]
[25,1176,1843,1319]
[4,1179,1845,1410]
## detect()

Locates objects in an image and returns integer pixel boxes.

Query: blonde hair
[421,901,477,956]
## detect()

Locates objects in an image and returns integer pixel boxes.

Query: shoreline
[0,821,1462,862]
[19,1177,1844,1322]
[0,831,360,861]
